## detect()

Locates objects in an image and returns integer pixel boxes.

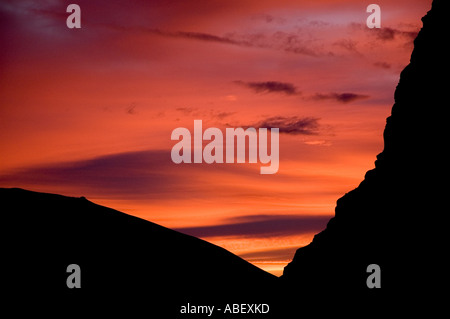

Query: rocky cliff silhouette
[282,0,447,312]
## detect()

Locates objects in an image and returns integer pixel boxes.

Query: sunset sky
[0,0,431,276]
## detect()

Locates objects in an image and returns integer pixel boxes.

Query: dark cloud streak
[0,150,180,199]
[234,81,300,95]
[104,23,327,57]
[246,116,320,135]
[0,149,268,200]
[174,214,331,238]
[350,23,419,44]
[373,61,391,69]
[312,92,369,104]
[374,27,418,42]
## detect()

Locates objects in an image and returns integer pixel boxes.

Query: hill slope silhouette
[282,0,447,312]
[2,188,276,316]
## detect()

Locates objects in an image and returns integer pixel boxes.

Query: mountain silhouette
[281,0,447,313]
[2,188,276,316]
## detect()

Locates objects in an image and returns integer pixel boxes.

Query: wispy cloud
[226,30,329,56]
[234,81,300,95]
[175,107,198,115]
[350,23,419,44]
[210,111,236,120]
[333,38,360,54]
[0,149,267,200]
[167,30,247,46]
[0,150,179,199]
[233,80,368,104]
[373,27,418,42]
[126,102,138,115]
[104,25,252,47]
[103,22,330,57]
[311,92,369,104]
[174,214,331,238]
[373,61,391,69]
[239,116,320,135]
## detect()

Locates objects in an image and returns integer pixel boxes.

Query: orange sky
[0,0,431,276]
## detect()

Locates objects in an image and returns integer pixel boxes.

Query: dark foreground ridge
[2,187,277,316]
[283,0,447,311]
[3,0,447,316]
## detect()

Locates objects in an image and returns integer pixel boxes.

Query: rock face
[2,188,276,316]
[282,0,448,304]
